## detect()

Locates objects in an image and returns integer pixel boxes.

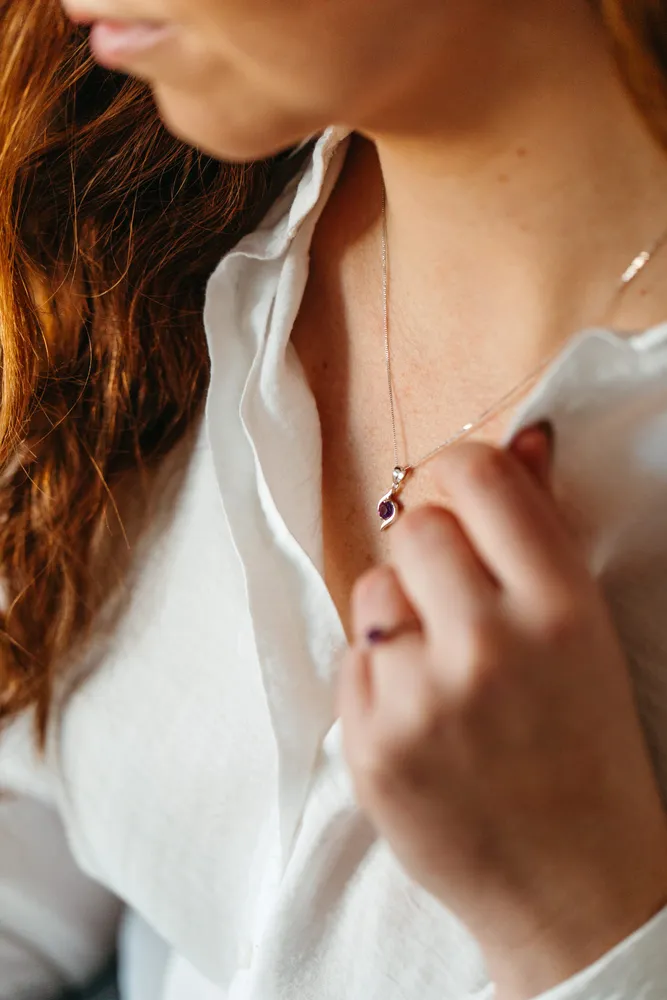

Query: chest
[291,270,518,635]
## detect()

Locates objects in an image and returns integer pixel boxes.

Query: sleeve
[0,717,121,1000]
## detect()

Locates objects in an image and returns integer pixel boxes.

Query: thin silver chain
[381,198,667,476]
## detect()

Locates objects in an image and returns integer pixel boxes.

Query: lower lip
[89,20,174,66]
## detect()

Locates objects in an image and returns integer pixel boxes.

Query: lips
[62,6,175,66]
[88,19,174,66]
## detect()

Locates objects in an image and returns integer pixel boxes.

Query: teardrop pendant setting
[377,466,410,530]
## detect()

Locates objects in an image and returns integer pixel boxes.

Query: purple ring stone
[378,500,395,521]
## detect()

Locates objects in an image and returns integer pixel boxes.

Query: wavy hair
[0,0,300,738]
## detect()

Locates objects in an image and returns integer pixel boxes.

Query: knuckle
[398,688,445,746]
[398,504,458,549]
[456,443,512,493]
[352,565,391,608]
[459,615,505,678]
[531,593,582,645]
[405,687,446,742]
[439,616,512,711]
[463,653,511,714]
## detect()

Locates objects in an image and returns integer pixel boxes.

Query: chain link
[380,196,667,477]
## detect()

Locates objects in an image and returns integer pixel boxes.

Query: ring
[364,620,422,646]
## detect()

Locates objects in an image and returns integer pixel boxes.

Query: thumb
[508,420,554,491]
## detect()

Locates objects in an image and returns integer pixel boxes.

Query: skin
[60,0,667,996]
[68,0,564,162]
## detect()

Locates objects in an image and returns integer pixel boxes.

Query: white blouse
[4,128,667,1000]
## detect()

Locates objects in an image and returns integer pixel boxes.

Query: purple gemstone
[378,500,395,521]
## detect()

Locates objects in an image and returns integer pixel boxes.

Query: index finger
[428,441,581,605]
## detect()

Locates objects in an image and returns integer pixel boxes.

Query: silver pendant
[377,467,410,531]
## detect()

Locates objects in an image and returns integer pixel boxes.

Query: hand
[339,426,667,1000]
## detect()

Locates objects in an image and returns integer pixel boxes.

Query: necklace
[377,203,667,530]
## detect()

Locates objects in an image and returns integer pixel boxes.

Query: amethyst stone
[378,500,395,521]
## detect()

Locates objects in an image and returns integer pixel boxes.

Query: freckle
[517,147,527,158]
[498,173,509,184]
[640,288,648,297]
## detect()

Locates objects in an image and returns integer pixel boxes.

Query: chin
[152,86,315,163]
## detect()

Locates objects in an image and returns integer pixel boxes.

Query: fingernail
[534,419,555,458]
[516,420,555,456]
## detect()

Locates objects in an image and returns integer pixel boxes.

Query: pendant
[377,466,410,531]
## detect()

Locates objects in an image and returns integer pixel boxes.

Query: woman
[2,0,667,998]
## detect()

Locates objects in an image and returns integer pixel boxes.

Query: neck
[350,1,667,368]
